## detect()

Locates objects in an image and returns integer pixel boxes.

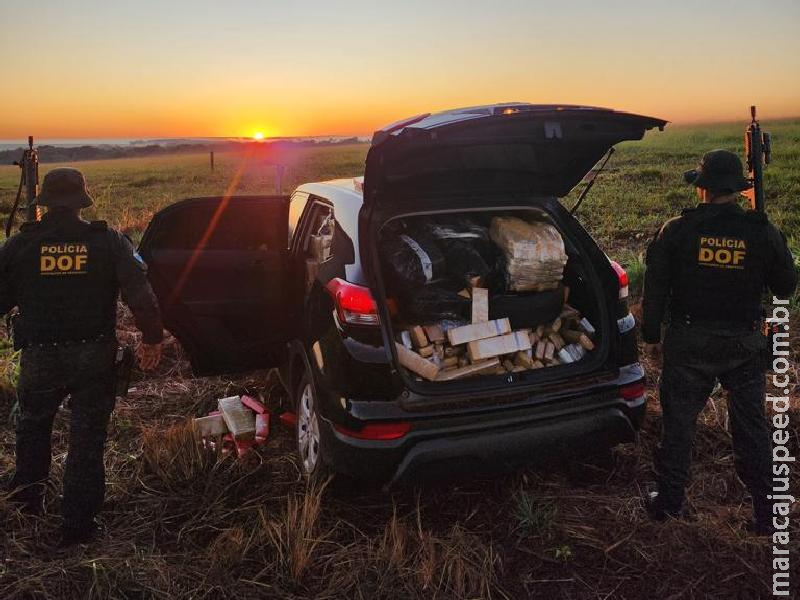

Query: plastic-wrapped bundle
[400,285,471,323]
[489,285,564,329]
[425,218,492,287]
[489,217,568,291]
[427,217,488,242]
[380,230,447,290]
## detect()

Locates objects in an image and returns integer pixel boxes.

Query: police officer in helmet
[642,149,797,534]
[0,168,164,545]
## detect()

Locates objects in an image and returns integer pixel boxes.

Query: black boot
[745,502,776,536]
[59,520,101,547]
[6,482,45,517]
[645,491,684,521]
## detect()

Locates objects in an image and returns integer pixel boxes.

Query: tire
[295,371,331,482]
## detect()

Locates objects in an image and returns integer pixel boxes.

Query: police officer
[0,168,164,545]
[641,149,797,534]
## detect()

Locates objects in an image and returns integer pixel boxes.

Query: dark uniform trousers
[656,323,771,514]
[12,340,117,527]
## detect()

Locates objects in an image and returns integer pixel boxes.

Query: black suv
[139,103,666,484]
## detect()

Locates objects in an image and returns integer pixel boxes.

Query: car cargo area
[378,209,603,385]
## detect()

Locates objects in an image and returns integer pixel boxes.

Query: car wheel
[295,372,330,481]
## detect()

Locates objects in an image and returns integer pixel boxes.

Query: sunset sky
[1,0,798,139]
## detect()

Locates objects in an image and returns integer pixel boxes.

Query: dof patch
[40,242,89,276]
[697,236,746,270]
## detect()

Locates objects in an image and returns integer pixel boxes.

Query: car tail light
[325,278,380,326]
[619,380,645,400]
[334,421,411,440]
[609,260,629,299]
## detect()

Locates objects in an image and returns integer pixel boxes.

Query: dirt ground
[0,306,797,600]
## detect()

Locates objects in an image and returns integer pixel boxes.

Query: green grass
[0,144,369,242]
[513,490,557,535]
[563,119,800,257]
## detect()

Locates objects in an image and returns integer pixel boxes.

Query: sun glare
[253,131,265,140]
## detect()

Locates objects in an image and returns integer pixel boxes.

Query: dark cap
[682,149,751,193]
[34,168,94,208]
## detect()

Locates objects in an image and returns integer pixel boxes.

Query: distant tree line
[0,137,364,164]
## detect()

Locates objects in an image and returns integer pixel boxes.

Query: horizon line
[2,114,799,142]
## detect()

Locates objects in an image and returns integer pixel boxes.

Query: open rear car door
[364,104,668,204]
[138,196,292,375]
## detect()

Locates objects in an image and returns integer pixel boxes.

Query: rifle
[745,108,782,361]
[743,106,771,213]
[6,136,41,238]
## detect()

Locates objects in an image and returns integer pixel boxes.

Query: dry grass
[0,313,798,598]
[266,481,329,583]
[0,128,798,598]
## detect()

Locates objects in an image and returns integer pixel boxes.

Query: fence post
[210,151,215,171]
[275,164,286,195]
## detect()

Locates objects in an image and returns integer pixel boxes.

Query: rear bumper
[318,376,647,486]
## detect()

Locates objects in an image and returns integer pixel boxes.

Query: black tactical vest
[10,217,117,344]
[669,205,770,324]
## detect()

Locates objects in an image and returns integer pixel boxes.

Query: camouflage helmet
[683,149,751,194]
[34,168,94,208]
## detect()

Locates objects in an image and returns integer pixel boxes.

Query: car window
[288,191,311,246]
[298,201,335,261]
[149,199,285,251]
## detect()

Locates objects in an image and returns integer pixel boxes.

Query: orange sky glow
[1,1,798,139]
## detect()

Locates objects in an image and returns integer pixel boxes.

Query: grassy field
[0,120,798,599]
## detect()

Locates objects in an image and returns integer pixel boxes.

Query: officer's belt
[674,315,760,331]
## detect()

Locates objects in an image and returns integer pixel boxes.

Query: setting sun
[253,132,265,140]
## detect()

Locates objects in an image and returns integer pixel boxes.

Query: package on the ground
[193,414,228,437]
[488,285,564,329]
[255,413,270,439]
[240,394,267,414]
[489,217,568,291]
[380,227,447,289]
[424,217,493,287]
[218,396,257,441]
